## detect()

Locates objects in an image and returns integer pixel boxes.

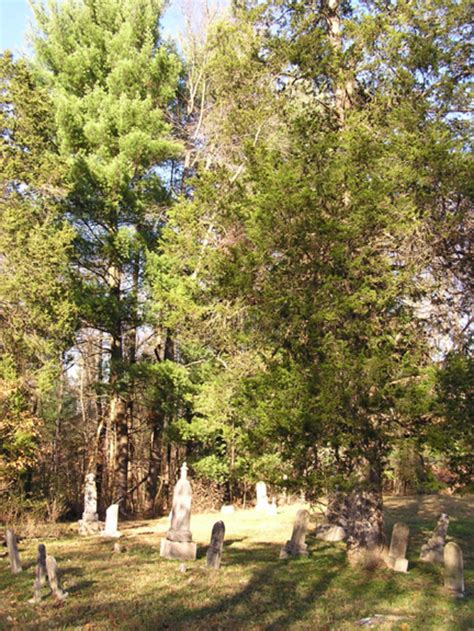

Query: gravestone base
[78,519,104,536]
[279,541,308,559]
[101,529,122,538]
[386,555,408,572]
[315,524,346,542]
[160,539,197,561]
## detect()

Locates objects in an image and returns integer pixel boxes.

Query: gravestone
[206,521,225,570]
[6,529,22,574]
[420,513,449,564]
[315,524,347,542]
[386,522,409,572]
[221,505,235,515]
[46,555,68,600]
[280,509,310,559]
[444,542,464,597]
[29,544,47,604]
[267,498,278,516]
[160,462,197,561]
[78,472,103,535]
[102,503,121,538]
[255,481,270,511]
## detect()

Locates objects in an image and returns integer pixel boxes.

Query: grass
[1,495,473,630]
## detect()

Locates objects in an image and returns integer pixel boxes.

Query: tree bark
[108,262,129,512]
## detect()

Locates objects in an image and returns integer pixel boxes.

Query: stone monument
[444,542,464,597]
[160,463,197,561]
[206,521,225,570]
[280,509,310,559]
[386,522,409,572]
[6,529,22,574]
[420,513,449,564]
[255,481,270,511]
[78,472,103,535]
[102,503,121,538]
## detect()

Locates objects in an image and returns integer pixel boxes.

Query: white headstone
[267,498,278,516]
[386,522,410,573]
[102,503,121,538]
[255,481,270,511]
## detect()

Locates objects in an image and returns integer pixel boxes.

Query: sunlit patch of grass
[0,497,473,630]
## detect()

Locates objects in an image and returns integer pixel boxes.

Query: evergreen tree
[156,0,472,558]
[0,53,76,496]
[30,0,182,509]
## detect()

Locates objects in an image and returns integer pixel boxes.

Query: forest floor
[0,495,473,631]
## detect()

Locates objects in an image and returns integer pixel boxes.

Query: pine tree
[30,0,182,510]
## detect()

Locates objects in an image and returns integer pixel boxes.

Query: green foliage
[154,0,472,497]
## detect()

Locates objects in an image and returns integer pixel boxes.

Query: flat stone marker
[386,522,409,572]
[206,521,225,570]
[444,542,464,597]
[160,462,197,561]
[255,481,270,511]
[46,555,68,601]
[315,524,346,542]
[78,472,103,535]
[102,503,121,538]
[6,528,22,574]
[420,513,449,564]
[280,509,310,559]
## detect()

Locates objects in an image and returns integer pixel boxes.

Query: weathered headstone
[420,513,449,564]
[6,529,22,574]
[280,509,310,559]
[29,544,47,604]
[102,503,121,538]
[160,462,197,561]
[46,555,68,600]
[315,524,347,542]
[255,481,270,511]
[386,522,409,572]
[206,521,225,570]
[444,542,464,597]
[78,472,103,535]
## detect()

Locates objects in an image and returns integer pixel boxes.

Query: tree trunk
[108,262,129,512]
[144,421,163,517]
[143,331,175,516]
[326,457,386,566]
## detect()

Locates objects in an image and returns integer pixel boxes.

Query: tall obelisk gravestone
[160,463,197,561]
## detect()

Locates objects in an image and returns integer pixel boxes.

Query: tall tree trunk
[143,330,175,516]
[144,417,163,517]
[108,263,129,512]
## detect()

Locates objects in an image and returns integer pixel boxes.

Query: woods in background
[0,0,472,558]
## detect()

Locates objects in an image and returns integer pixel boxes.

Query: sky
[0,0,207,54]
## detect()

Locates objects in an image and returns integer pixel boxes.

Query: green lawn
[1,495,473,630]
